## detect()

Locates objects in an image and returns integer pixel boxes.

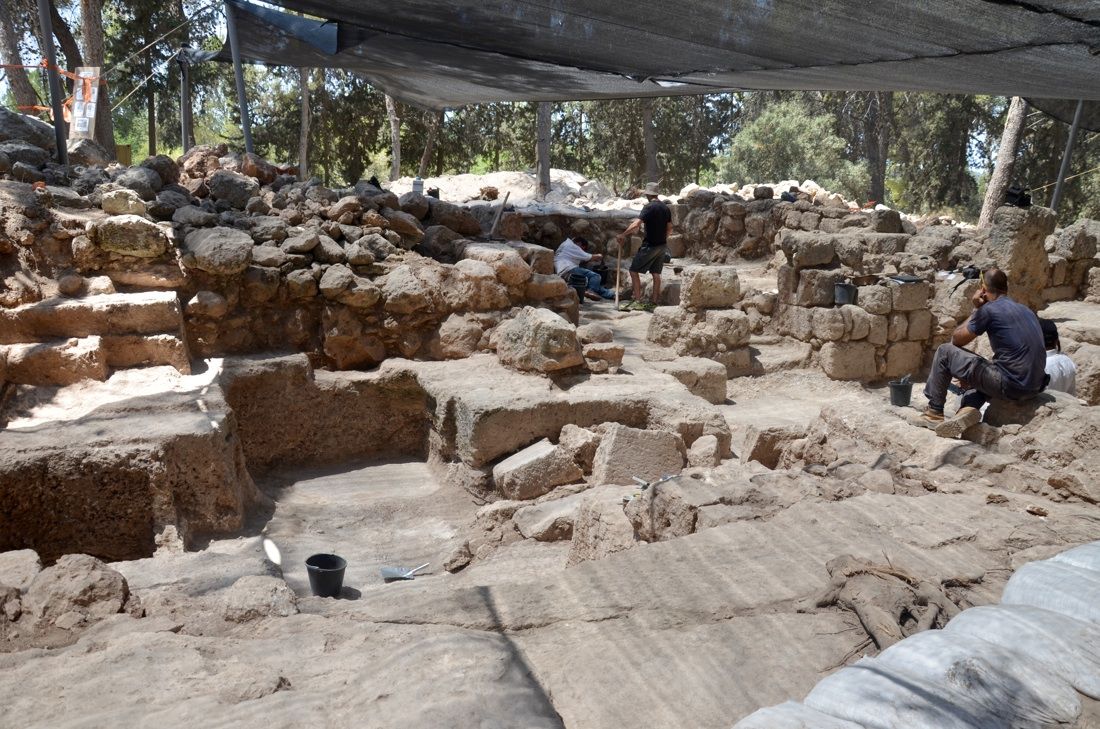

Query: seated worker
[922,268,1047,437]
[1041,318,1077,396]
[553,235,615,300]
[780,186,799,203]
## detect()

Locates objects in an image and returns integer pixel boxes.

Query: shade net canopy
[208,0,1100,109]
[1027,98,1100,133]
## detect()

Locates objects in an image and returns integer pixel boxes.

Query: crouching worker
[554,236,615,300]
[922,268,1047,437]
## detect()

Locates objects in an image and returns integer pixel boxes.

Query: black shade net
[200,0,1100,109]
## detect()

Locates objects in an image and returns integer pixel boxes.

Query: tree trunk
[298,67,310,179]
[146,64,156,157]
[418,109,443,178]
[866,91,892,205]
[642,98,658,183]
[175,0,194,150]
[79,0,115,158]
[0,0,39,109]
[384,94,401,181]
[536,101,552,200]
[979,96,1029,228]
[49,0,83,77]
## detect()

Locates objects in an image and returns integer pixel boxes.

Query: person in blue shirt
[922,268,1047,437]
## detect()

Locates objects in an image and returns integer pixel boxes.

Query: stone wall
[774,230,935,381]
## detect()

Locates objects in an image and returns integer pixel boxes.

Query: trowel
[381,563,430,582]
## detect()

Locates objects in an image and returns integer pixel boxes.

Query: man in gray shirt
[922,268,1047,437]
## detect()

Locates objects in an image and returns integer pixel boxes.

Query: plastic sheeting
[209,0,1100,109]
[947,604,1100,699]
[875,629,1080,725]
[803,657,997,729]
[732,701,865,729]
[1001,559,1100,624]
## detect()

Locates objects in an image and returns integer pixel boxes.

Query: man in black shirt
[617,182,672,311]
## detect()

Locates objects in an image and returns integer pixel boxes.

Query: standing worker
[617,182,672,311]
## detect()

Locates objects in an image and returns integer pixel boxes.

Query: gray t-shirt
[968,296,1046,394]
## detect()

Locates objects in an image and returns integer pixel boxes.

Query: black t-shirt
[639,199,671,247]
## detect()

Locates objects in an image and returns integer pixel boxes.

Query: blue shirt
[968,296,1046,394]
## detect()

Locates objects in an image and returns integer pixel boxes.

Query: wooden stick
[615,236,622,309]
[488,191,511,238]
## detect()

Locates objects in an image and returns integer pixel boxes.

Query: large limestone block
[23,554,131,627]
[796,269,843,307]
[890,281,931,312]
[526,273,569,301]
[1074,342,1100,405]
[648,357,728,404]
[679,266,741,309]
[741,425,806,468]
[844,305,872,341]
[705,308,751,348]
[559,424,601,471]
[885,341,924,378]
[907,309,933,341]
[495,307,583,373]
[858,285,892,315]
[582,342,625,367]
[591,424,685,485]
[0,549,42,591]
[181,227,253,275]
[507,241,555,275]
[985,205,1057,310]
[206,169,258,209]
[492,438,583,500]
[819,341,877,381]
[1053,219,1099,261]
[2,336,109,386]
[812,307,847,342]
[427,198,482,236]
[463,242,532,285]
[100,188,147,216]
[222,575,299,622]
[92,215,168,258]
[687,434,722,467]
[381,208,425,244]
[381,265,431,314]
[512,491,588,541]
[566,486,637,566]
[779,230,836,270]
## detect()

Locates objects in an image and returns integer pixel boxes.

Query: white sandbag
[947,604,1100,699]
[1051,541,1100,574]
[804,657,991,729]
[875,629,1080,726]
[1002,560,1100,624]
[732,700,866,729]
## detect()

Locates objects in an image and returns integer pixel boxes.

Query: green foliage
[715,99,870,200]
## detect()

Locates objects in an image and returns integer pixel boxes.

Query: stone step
[1,332,190,386]
[1,336,108,386]
[0,291,185,345]
[747,339,813,375]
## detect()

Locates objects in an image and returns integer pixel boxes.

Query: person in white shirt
[1040,318,1077,396]
[553,236,615,299]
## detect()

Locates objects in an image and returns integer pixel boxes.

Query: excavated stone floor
[2,297,1100,728]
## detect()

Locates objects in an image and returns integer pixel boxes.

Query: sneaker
[920,408,945,426]
[934,406,982,438]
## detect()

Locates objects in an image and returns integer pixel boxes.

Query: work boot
[934,406,981,438]
[920,408,945,426]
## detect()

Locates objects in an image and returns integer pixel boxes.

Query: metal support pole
[177,51,192,153]
[1050,98,1085,214]
[36,0,68,165]
[224,0,254,154]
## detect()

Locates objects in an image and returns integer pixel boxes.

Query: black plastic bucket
[834,282,858,306]
[305,553,347,597]
[888,380,914,407]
